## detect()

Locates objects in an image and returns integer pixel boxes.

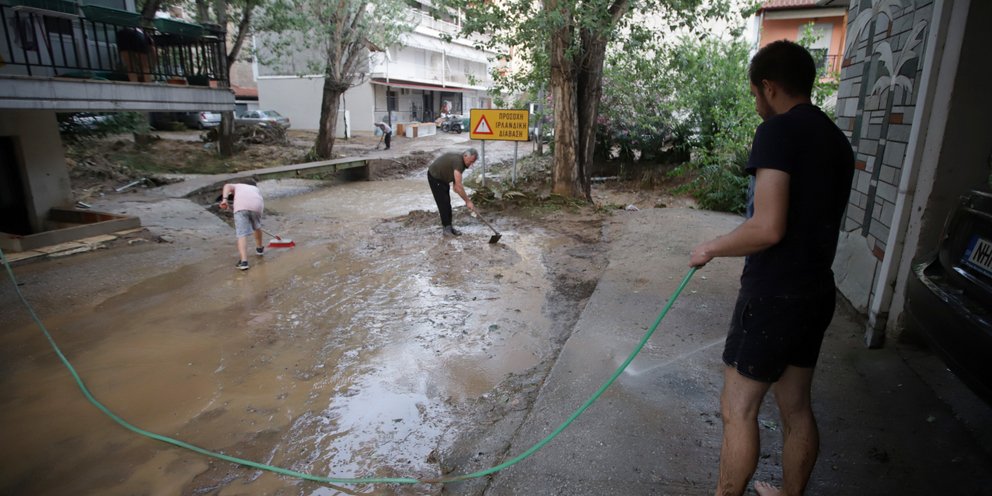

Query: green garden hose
[0,246,695,485]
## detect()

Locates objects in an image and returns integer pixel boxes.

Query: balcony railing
[0,1,228,86]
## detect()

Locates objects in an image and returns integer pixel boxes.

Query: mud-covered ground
[1,132,693,495]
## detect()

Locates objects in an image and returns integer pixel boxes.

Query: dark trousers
[428,172,452,227]
[384,132,391,149]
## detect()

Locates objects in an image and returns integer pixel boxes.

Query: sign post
[469,109,530,187]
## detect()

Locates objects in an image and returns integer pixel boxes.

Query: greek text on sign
[470,109,530,141]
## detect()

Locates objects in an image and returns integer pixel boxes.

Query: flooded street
[0,171,607,495]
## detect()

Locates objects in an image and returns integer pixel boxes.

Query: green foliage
[656,34,760,213]
[595,3,760,168]
[597,26,676,163]
[58,113,151,144]
[797,22,840,118]
[254,0,413,80]
[653,22,838,213]
[440,0,741,118]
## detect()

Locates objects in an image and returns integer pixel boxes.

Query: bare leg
[765,365,818,496]
[237,235,248,262]
[253,229,263,251]
[715,366,771,496]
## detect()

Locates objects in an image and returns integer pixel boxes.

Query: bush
[660,35,760,213]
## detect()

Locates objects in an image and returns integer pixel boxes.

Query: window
[801,22,834,73]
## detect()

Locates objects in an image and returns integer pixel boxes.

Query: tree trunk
[194,0,210,22]
[315,78,344,159]
[227,4,255,73]
[214,0,235,158]
[536,86,545,157]
[550,73,581,197]
[546,0,628,200]
[575,22,617,201]
[219,110,235,156]
[548,1,582,198]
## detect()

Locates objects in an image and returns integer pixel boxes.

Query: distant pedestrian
[375,121,392,150]
[688,40,854,496]
[219,179,265,270]
[427,149,478,236]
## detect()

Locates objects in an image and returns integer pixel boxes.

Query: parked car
[905,189,992,403]
[58,112,113,131]
[149,111,221,130]
[236,110,291,129]
[180,111,221,129]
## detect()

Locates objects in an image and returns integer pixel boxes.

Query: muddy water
[0,176,564,495]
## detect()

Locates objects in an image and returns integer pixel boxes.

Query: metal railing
[0,2,228,85]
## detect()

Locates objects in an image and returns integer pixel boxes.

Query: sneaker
[236,260,249,270]
[443,225,462,236]
[255,246,264,256]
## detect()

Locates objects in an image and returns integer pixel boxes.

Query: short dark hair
[749,40,816,98]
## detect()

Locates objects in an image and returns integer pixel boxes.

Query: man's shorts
[722,288,836,383]
[234,210,262,238]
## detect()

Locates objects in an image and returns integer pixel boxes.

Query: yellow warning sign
[470,109,530,141]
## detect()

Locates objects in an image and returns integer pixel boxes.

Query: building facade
[755,0,849,75]
[253,0,494,136]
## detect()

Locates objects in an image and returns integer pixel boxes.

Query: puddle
[0,175,561,495]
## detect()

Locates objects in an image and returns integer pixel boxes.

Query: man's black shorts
[722,288,836,383]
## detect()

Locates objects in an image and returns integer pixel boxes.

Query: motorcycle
[440,114,464,133]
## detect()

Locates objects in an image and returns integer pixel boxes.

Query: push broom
[261,228,295,248]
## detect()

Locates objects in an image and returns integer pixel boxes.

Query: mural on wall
[840,0,930,261]
[845,0,906,151]
[859,19,929,239]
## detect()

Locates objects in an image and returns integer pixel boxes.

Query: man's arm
[452,170,476,212]
[219,184,233,208]
[689,168,790,267]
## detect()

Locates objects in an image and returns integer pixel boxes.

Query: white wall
[0,110,72,232]
[257,77,324,130]
[344,83,376,134]
[257,77,374,137]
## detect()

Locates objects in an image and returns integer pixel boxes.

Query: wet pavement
[2,132,991,495]
[0,134,603,495]
[445,209,992,496]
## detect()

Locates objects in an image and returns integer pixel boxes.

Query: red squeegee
[261,229,295,248]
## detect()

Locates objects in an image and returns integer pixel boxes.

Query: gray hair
[463,148,479,160]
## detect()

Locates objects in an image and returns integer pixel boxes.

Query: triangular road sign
[473,115,494,135]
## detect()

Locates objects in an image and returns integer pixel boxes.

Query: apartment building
[253,0,494,135]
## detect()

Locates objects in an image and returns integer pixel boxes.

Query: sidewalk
[470,208,992,495]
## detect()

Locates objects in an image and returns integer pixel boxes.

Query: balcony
[0,1,227,86]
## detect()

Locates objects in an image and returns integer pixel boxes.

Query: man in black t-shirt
[689,40,854,496]
[427,148,478,236]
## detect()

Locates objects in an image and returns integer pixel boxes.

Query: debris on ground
[67,154,180,202]
[202,125,290,146]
